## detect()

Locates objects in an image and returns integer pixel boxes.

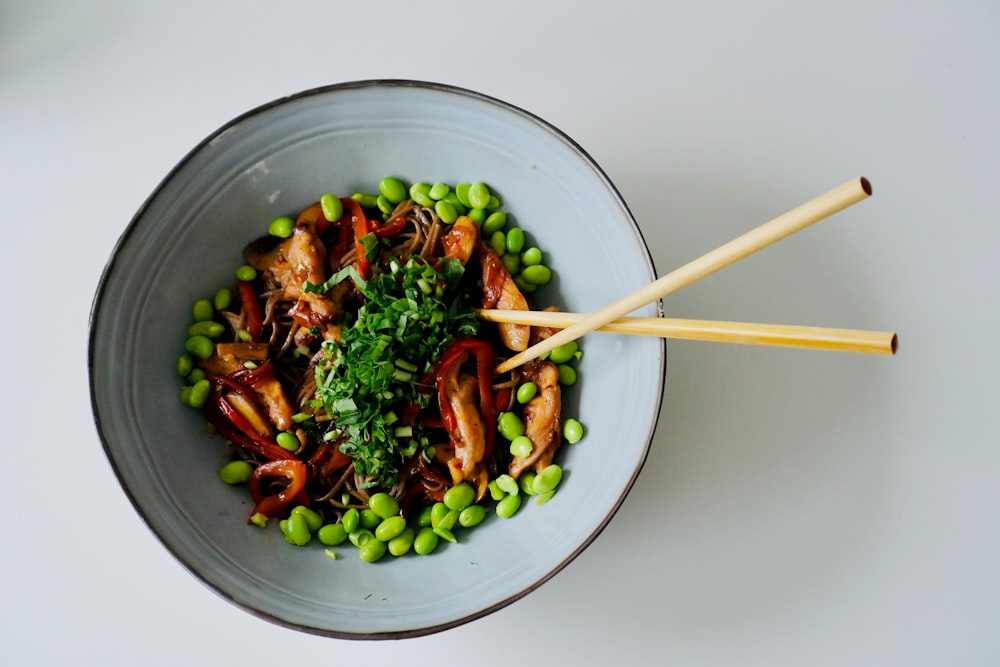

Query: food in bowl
[176,177,587,560]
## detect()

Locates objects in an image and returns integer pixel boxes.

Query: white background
[3,1,998,664]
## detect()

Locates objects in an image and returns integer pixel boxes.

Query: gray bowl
[89,80,665,638]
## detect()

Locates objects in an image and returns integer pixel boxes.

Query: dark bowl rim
[88,78,667,640]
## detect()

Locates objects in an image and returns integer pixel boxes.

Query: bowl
[89,80,665,638]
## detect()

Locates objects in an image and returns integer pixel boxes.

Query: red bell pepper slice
[341,197,375,279]
[374,215,407,238]
[203,376,295,462]
[237,280,263,342]
[433,337,497,458]
[247,459,308,521]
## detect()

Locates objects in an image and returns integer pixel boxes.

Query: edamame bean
[177,353,193,377]
[188,320,225,339]
[520,264,552,285]
[497,411,525,441]
[218,460,253,485]
[488,480,505,501]
[388,527,415,556]
[519,471,538,495]
[455,183,472,207]
[509,435,533,459]
[488,194,501,209]
[341,508,360,533]
[409,182,433,207]
[359,538,388,562]
[188,368,206,384]
[417,504,434,528]
[192,298,214,322]
[359,508,382,530]
[505,227,525,254]
[502,253,521,275]
[495,474,519,496]
[291,505,323,533]
[489,230,506,255]
[276,431,299,452]
[285,513,312,546]
[184,335,214,361]
[351,192,378,208]
[430,501,450,527]
[516,382,537,404]
[435,199,458,224]
[268,216,294,238]
[348,528,375,547]
[428,182,450,200]
[520,247,542,266]
[535,490,556,505]
[179,385,191,405]
[443,483,475,511]
[378,177,408,204]
[318,523,348,546]
[496,493,522,518]
[374,515,407,542]
[435,509,459,532]
[442,191,467,214]
[482,211,507,235]
[213,287,232,311]
[368,492,400,519]
[534,464,563,494]
[235,264,257,282]
[467,182,491,208]
[414,527,439,555]
[376,194,394,215]
[458,504,487,528]
[563,418,585,444]
[434,526,457,543]
[513,275,536,293]
[467,207,486,225]
[558,364,578,386]
[548,340,579,365]
[320,193,343,221]
[187,378,210,409]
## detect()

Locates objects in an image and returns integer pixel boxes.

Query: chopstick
[493,177,873,373]
[478,309,897,355]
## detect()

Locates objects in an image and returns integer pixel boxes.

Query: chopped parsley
[312,256,478,488]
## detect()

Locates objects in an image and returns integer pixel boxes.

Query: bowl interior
[90,80,664,638]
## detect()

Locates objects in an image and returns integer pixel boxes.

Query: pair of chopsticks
[484,177,897,374]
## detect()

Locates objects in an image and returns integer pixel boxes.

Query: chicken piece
[230,361,295,432]
[509,360,562,478]
[441,216,480,266]
[479,246,530,351]
[441,352,487,481]
[260,220,344,327]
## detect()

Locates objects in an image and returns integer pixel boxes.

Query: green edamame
[534,464,563,494]
[417,504,434,528]
[376,194,394,215]
[443,483,475,511]
[320,193,343,221]
[509,435,533,459]
[351,192,378,208]
[348,528,375,547]
[467,182,491,208]
[520,264,552,285]
[434,526,457,543]
[187,379,210,409]
[184,335,214,361]
[505,227,525,254]
[467,207,486,225]
[558,364,578,386]
[430,501,450,528]
[291,505,323,533]
[192,299,214,322]
[188,368,206,384]
[482,211,507,235]
[516,382,537,404]
[378,177,408,204]
[458,504,487,528]
[374,515,407,542]
[318,523,348,546]
[414,527,439,555]
[188,320,225,339]
[563,418,585,444]
[496,493,522,518]
[428,182,450,200]
[284,512,312,546]
[235,264,257,282]
[519,471,538,495]
[520,247,542,266]
[341,508,360,533]
[268,216,294,239]
[495,474,519,496]
[435,199,458,224]
[276,431,299,452]
[388,527,415,556]
[455,183,472,207]
[218,460,253,485]
[213,287,232,311]
[368,492,400,519]
[502,253,520,275]
[513,275,536,293]
[488,480,505,501]
[177,353,193,377]
[359,508,382,530]
[548,340,579,365]
[497,411,525,441]
[359,538,387,562]
[409,182,433,207]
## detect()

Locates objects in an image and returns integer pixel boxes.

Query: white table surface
[3,1,998,664]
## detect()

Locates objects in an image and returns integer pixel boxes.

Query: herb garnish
[312,256,478,488]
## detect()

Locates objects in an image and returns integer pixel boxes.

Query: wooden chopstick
[478,309,897,355]
[494,177,873,373]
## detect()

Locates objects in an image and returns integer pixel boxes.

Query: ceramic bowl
[89,80,665,638]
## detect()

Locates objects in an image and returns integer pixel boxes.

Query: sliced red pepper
[203,376,295,462]
[247,459,307,522]
[341,197,375,279]
[237,280,263,341]
[374,215,407,238]
[433,337,497,458]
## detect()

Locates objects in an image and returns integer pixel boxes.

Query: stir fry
[177,179,585,560]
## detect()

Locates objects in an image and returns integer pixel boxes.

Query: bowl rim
[88,78,667,639]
